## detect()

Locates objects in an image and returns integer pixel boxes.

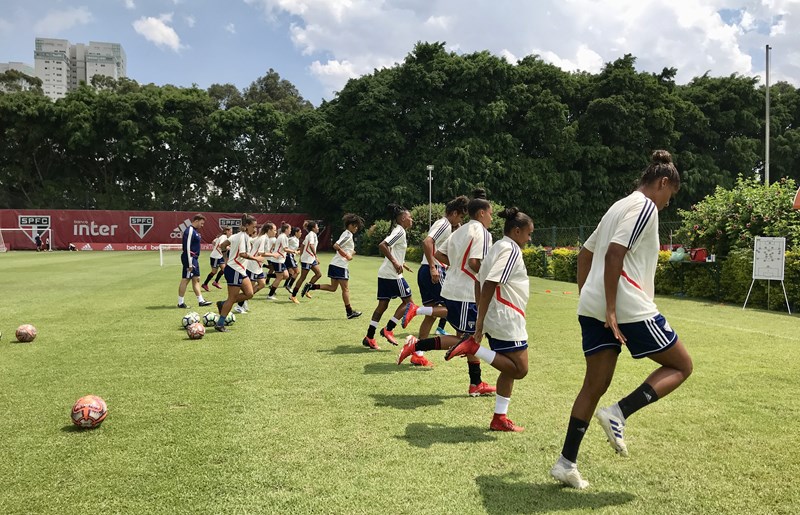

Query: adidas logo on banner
[81,243,93,251]
[103,244,114,251]
[170,218,193,239]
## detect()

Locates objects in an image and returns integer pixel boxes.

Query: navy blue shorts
[247,269,265,281]
[328,264,349,280]
[579,314,678,359]
[301,260,319,270]
[486,333,528,353]
[285,254,298,269]
[224,266,248,287]
[417,265,445,305]
[443,299,478,334]
[270,261,287,274]
[377,277,412,300]
[181,255,200,279]
[209,257,225,269]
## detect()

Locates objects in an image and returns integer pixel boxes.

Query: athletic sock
[415,336,442,351]
[268,287,277,296]
[367,321,378,339]
[417,306,434,317]
[178,296,185,305]
[345,304,353,315]
[474,346,497,364]
[311,284,321,290]
[386,317,399,331]
[437,318,447,330]
[468,361,482,385]
[292,287,300,297]
[494,395,510,415]
[237,301,244,307]
[214,270,224,282]
[618,383,659,419]
[197,295,206,303]
[288,277,296,288]
[203,273,214,285]
[561,416,589,463]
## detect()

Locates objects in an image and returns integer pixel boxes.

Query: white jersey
[440,220,492,303]
[330,229,355,269]
[247,234,268,274]
[578,191,660,323]
[209,234,228,259]
[269,234,289,264]
[421,217,451,266]
[287,236,300,253]
[377,225,408,280]
[480,236,529,341]
[300,231,319,264]
[226,231,252,275]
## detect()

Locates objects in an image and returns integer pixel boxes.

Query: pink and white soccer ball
[186,322,206,340]
[71,395,108,428]
[15,324,37,343]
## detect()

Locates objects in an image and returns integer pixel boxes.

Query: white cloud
[34,6,93,35]
[133,13,184,52]
[246,0,800,98]
[124,0,136,10]
[225,22,236,34]
[185,15,195,28]
[0,17,13,35]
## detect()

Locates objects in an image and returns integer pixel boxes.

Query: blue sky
[2,0,799,105]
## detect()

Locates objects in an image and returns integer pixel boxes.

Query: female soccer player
[266,223,292,300]
[292,220,321,302]
[306,213,364,320]
[203,227,232,291]
[215,214,263,332]
[283,226,302,301]
[238,222,275,313]
[550,150,693,489]
[361,204,414,350]
[399,195,469,366]
[177,214,212,309]
[444,207,534,432]
[397,191,496,397]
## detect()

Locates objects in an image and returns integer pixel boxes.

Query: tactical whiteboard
[752,237,785,281]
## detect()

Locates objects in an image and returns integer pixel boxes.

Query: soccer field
[1,251,798,514]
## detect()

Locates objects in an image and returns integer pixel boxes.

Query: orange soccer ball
[15,324,37,343]
[71,395,108,428]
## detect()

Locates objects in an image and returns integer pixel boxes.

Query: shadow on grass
[145,305,181,311]
[317,345,372,355]
[372,393,460,410]
[293,317,328,322]
[475,473,635,514]
[398,423,496,448]
[60,424,101,433]
[363,361,426,374]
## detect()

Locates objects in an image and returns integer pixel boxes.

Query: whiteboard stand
[743,237,791,314]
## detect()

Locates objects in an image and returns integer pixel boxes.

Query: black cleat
[216,301,224,314]
[178,303,189,309]
[198,300,212,307]
[347,310,362,319]
[301,284,312,298]
[214,325,229,332]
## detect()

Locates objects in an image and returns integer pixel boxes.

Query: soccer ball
[224,313,236,326]
[71,395,108,428]
[187,322,205,340]
[15,324,37,343]
[181,312,200,328]
[202,312,219,327]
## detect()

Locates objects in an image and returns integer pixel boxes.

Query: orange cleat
[380,327,398,345]
[397,335,418,364]
[362,337,380,350]
[401,302,419,328]
[468,382,496,397]
[490,414,524,432]
[410,354,433,367]
[444,335,480,361]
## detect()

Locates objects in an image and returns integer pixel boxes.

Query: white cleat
[242,300,250,312]
[595,406,629,457]
[550,458,589,490]
[233,305,245,314]
[265,295,276,301]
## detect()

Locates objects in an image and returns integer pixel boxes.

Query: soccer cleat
[242,301,249,312]
[410,353,433,367]
[490,414,524,432]
[397,335,418,365]
[216,301,224,314]
[444,335,480,361]
[347,310,362,319]
[550,458,589,489]
[595,406,629,457]
[202,284,210,292]
[468,382,496,397]
[400,301,419,328]
[214,325,229,333]
[198,300,212,307]
[284,283,292,293]
[301,284,312,299]
[380,327,398,345]
[290,296,300,304]
[266,295,276,301]
[234,305,245,314]
[177,303,188,309]
[362,337,380,350]
[212,282,222,289]
[435,327,450,336]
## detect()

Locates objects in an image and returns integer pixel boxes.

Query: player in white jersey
[292,220,322,302]
[397,195,469,366]
[361,204,414,350]
[203,227,232,291]
[445,208,534,432]
[398,191,496,397]
[306,213,365,319]
[550,150,693,489]
[265,223,292,300]
[236,222,276,313]
[214,214,264,332]
[283,226,302,300]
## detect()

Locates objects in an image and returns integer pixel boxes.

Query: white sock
[414,350,424,356]
[178,296,184,304]
[389,317,399,326]
[197,295,206,302]
[494,395,510,415]
[418,306,434,316]
[474,346,497,364]
[558,454,577,468]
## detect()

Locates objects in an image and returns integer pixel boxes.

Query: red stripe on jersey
[460,240,477,282]
[620,270,642,290]
[495,286,525,318]
[304,242,316,257]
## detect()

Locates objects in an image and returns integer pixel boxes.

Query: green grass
[1,251,798,514]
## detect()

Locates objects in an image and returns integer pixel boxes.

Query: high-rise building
[34,38,126,100]
[0,61,36,92]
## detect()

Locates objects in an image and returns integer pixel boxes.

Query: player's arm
[219,239,231,252]
[604,243,628,344]
[577,247,593,292]
[422,236,441,283]
[434,249,450,267]
[474,279,497,344]
[379,240,403,273]
[333,243,353,261]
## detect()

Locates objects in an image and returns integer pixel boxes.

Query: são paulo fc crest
[129,216,155,239]
[18,215,50,244]
[218,218,240,231]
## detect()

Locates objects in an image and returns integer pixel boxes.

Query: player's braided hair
[445,195,469,216]
[639,150,680,188]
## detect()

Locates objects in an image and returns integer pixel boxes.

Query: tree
[243,69,313,113]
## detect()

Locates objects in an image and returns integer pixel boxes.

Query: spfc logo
[129,216,154,239]
[218,218,241,231]
[18,215,51,244]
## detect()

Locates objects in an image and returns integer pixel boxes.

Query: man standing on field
[178,214,213,309]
